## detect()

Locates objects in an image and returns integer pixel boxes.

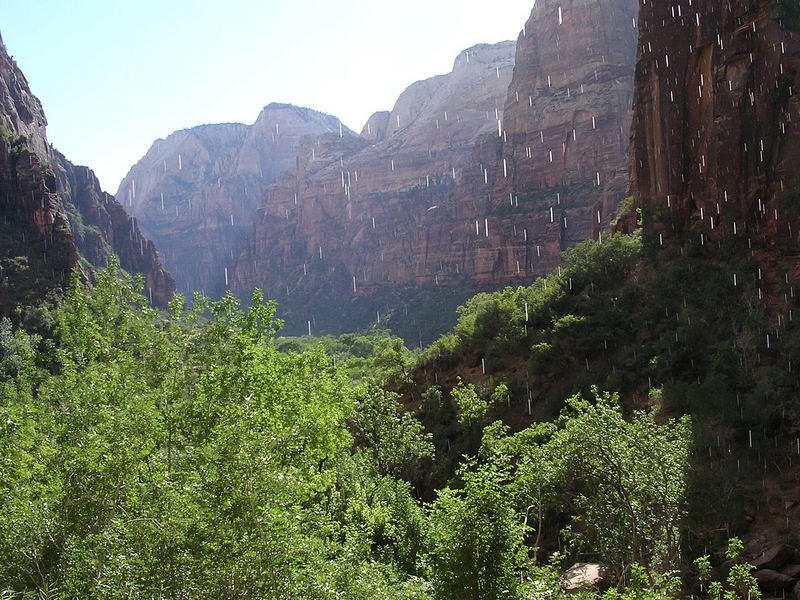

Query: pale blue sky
[1,0,532,192]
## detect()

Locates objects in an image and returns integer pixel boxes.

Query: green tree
[451,378,489,428]
[426,462,527,600]
[693,538,760,600]
[348,385,434,480]
[515,389,691,579]
[0,261,440,599]
[0,320,58,592]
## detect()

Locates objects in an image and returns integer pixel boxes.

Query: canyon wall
[53,150,174,305]
[485,0,639,276]
[231,42,517,339]
[231,0,639,339]
[0,34,174,315]
[118,105,347,297]
[625,0,800,299]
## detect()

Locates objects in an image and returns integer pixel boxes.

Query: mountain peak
[451,40,517,72]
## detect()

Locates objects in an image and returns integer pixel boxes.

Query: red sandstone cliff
[118,105,347,297]
[0,33,174,314]
[626,0,800,299]
[230,42,517,336]
[232,42,515,287]
[53,150,174,306]
[231,1,639,337]
[0,33,48,158]
[484,0,639,277]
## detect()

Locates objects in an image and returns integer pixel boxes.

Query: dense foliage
[0,262,435,598]
[3,223,793,598]
[416,229,800,555]
[275,329,417,386]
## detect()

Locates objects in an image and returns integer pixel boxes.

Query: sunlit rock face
[232,43,514,283]
[625,0,800,297]
[1,33,81,316]
[0,32,48,158]
[118,105,346,298]
[232,0,639,339]
[230,42,517,338]
[485,0,639,278]
[0,35,173,314]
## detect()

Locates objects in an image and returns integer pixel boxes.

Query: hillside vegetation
[410,227,800,557]
[1,218,798,598]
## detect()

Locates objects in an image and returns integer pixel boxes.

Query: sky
[1,0,533,193]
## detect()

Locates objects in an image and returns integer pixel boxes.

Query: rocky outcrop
[625,0,800,292]
[118,105,346,297]
[0,135,78,316]
[53,151,174,306]
[0,33,174,315]
[0,32,48,158]
[410,0,638,288]
[0,34,80,316]
[560,563,610,594]
[742,545,800,594]
[784,565,800,579]
[232,1,639,338]
[751,544,797,571]
[753,569,797,593]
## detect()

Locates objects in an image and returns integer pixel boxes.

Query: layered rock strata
[485,0,639,277]
[231,42,517,336]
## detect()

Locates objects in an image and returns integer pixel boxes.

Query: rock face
[0,134,78,316]
[0,34,174,315]
[617,0,800,566]
[742,546,800,594]
[0,32,48,158]
[53,150,174,305]
[231,42,517,338]
[753,569,797,592]
[118,105,346,297]
[784,565,800,579]
[0,33,77,315]
[487,0,639,276]
[560,563,610,593]
[231,1,639,338]
[751,544,797,571]
[625,0,800,293]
